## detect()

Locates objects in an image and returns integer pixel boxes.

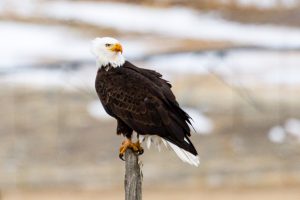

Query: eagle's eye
[105,43,111,47]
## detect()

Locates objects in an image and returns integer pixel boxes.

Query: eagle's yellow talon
[118,139,144,160]
[134,141,144,155]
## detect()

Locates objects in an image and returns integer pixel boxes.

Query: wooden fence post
[124,149,142,200]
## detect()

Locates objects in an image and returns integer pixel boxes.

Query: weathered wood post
[124,149,142,200]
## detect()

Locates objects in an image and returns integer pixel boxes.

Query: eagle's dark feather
[95,61,198,156]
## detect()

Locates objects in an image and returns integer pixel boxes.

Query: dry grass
[2,186,300,200]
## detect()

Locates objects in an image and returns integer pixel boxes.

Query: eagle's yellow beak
[110,43,123,54]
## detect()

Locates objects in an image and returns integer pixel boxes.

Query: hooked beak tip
[110,43,123,54]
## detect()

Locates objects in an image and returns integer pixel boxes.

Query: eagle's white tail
[166,141,200,167]
[139,135,200,167]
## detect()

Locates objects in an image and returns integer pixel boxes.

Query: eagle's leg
[117,120,144,160]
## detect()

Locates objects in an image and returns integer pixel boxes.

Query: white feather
[184,137,190,144]
[157,142,161,152]
[161,138,168,148]
[147,136,152,149]
[139,135,145,143]
[153,136,162,152]
[139,135,200,167]
[166,141,200,167]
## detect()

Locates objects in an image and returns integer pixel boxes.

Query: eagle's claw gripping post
[119,139,144,161]
[134,141,144,155]
[119,153,125,161]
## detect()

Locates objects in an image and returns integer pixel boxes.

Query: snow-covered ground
[268,118,300,143]
[38,1,300,48]
[0,21,157,88]
[219,0,299,9]
[2,1,300,48]
[1,2,300,88]
[0,65,97,89]
[1,0,299,14]
[0,22,89,69]
[268,126,286,143]
[285,118,300,140]
[0,22,155,70]
[0,19,158,71]
[0,22,149,69]
[87,100,111,120]
[2,46,300,88]
[0,0,38,16]
[146,50,300,86]
[0,21,94,88]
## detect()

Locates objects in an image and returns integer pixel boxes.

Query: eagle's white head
[91,37,125,68]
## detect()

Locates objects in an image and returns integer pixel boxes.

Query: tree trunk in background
[124,149,142,200]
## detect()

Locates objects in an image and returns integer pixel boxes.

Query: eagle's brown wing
[96,61,197,155]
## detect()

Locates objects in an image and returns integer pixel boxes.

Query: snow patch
[146,50,300,86]
[39,1,300,48]
[234,0,299,9]
[0,64,96,89]
[0,22,90,68]
[0,0,38,16]
[0,22,154,69]
[268,118,300,143]
[268,126,286,143]
[285,118,300,140]
[184,107,214,134]
[87,100,112,121]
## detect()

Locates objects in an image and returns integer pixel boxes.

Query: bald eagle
[91,37,199,166]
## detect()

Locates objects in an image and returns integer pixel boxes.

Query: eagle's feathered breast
[95,61,198,157]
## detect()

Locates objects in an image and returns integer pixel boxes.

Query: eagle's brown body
[95,61,198,156]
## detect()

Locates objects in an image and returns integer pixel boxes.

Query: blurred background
[1,0,300,199]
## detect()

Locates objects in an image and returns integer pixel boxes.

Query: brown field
[2,186,300,200]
